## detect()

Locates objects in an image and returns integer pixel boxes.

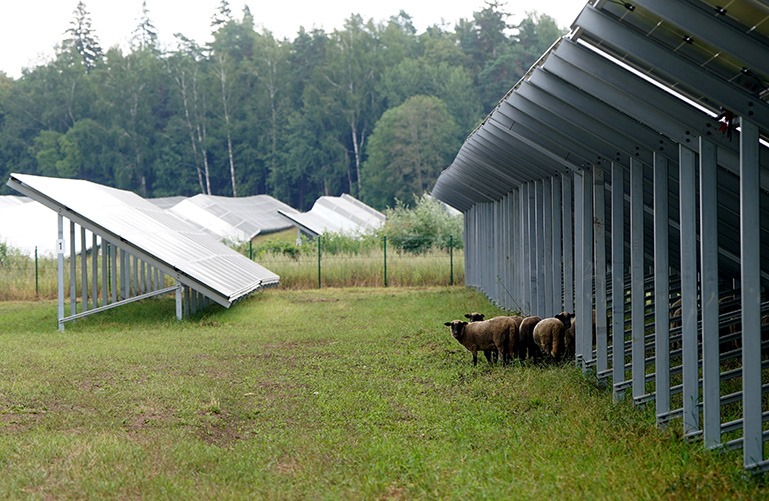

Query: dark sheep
[518,316,542,361]
[564,310,594,359]
[464,312,485,322]
[444,316,515,366]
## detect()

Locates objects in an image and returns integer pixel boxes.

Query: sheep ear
[464,314,471,319]
[462,321,468,326]
[444,322,452,326]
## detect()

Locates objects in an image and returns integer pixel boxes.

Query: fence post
[449,235,454,286]
[317,236,322,289]
[35,246,39,298]
[249,240,253,260]
[383,235,388,287]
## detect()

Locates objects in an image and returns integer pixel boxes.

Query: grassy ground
[0,287,764,498]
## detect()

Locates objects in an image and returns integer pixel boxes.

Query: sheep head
[464,312,485,322]
[555,311,574,329]
[444,320,468,340]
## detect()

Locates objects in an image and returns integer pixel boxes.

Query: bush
[251,239,307,260]
[316,231,380,255]
[380,194,463,253]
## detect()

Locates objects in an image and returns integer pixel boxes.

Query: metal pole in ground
[35,246,39,298]
[317,236,322,289]
[383,236,388,287]
[449,235,454,286]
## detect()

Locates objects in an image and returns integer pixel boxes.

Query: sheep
[506,315,524,360]
[464,312,485,322]
[444,316,515,366]
[464,313,523,363]
[464,312,495,362]
[564,310,596,359]
[518,316,542,361]
[533,312,574,362]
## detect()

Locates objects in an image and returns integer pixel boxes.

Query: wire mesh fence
[0,236,465,300]
[244,235,464,289]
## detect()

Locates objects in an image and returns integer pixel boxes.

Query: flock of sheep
[444,311,576,366]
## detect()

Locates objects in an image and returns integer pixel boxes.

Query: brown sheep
[464,312,496,362]
[534,312,574,362]
[464,313,523,363]
[518,316,542,361]
[507,315,524,360]
[564,310,595,359]
[444,316,514,366]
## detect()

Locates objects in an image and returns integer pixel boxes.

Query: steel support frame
[612,161,626,401]
[679,145,700,436]
[654,153,671,424]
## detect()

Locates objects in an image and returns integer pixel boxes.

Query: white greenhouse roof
[6,173,279,306]
[278,194,385,237]
[0,195,32,209]
[0,199,92,257]
[148,196,186,210]
[168,194,299,243]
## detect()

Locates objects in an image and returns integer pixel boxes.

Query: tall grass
[0,241,463,300]
[258,247,463,288]
[0,288,764,498]
[0,244,59,300]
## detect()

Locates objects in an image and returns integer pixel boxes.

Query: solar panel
[7,173,279,311]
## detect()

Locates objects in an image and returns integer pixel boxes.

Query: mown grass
[0,287,764,498]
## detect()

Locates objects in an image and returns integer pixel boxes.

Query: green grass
[0,288,764,498]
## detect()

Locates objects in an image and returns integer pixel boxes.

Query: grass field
[0,287,764,498]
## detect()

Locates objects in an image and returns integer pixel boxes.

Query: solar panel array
[278,194,385,237]
[431,0,769,471]
[7,173,279,311]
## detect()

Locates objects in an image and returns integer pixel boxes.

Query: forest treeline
[0,0,563,211]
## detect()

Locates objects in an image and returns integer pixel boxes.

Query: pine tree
[63,1,103,72]
[131,0,159,52]
[210,0,232,29]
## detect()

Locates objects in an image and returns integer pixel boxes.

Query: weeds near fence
[256,247,464,288]
[237,232,463,289]
[0,243,58,300]
[0,235,464,300]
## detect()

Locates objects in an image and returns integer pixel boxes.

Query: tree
[476,12,566,110]
[167,35,211,194]
[210,0,232,29]
[378,58,479,133]
[249,32,291,194]
[361,95,459,210]
[322,15,383,197]
[63,1,103,72]
[131,0,159,53]
[381,193,463,253]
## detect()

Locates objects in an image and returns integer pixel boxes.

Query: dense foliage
[382,194,464,253]
[0,1,563,211]
[242,194,463,258]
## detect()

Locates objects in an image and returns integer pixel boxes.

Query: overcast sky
[1,1,585,78]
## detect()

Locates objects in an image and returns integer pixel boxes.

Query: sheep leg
[483,350,494,364]
[472,350,479,366]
